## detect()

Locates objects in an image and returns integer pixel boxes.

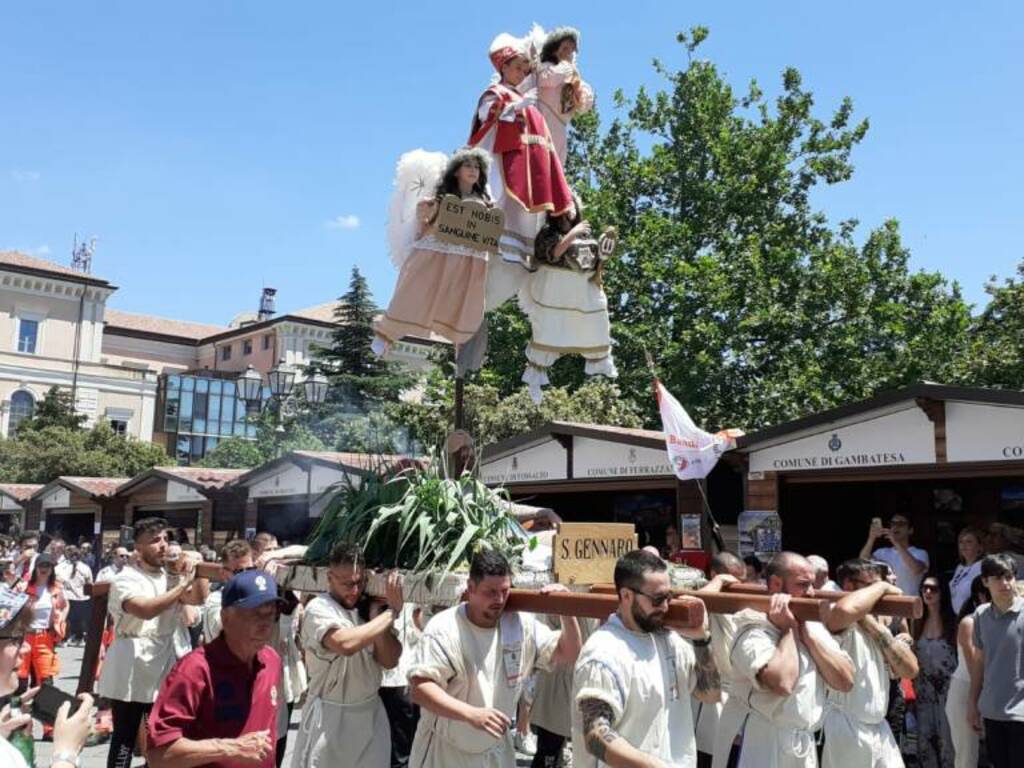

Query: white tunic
[572,614,699,768]
[536,60,594,163]
[713,610,850,768]
[97,565,183,703]
[291,593,390,768]
[693,612,739,755]
[407,605,559,768]
[821,624,902,767]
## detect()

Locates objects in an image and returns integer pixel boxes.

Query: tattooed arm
[578,698,666,768]
[860,614,919,679]
[692,642,722,705]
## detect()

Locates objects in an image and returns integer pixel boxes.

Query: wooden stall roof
[482,421,668,461]
[31,476,129,502]
[235,449,411,487]
[735,383,1024,452]
[115,466,247,497]
[0,484,43,504]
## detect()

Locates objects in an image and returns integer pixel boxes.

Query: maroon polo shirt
[148,634,281,768]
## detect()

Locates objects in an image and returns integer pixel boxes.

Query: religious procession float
[254,24,923,627]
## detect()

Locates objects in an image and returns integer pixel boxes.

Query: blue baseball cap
[222,569,285,610]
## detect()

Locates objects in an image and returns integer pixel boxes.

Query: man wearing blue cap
[145,569,285,768]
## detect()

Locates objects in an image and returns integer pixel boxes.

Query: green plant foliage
[305,458,525,574]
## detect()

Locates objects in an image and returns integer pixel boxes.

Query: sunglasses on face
[631,588,672,607]
[921,584,940,593]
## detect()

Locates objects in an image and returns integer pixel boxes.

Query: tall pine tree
[311,266,412,412]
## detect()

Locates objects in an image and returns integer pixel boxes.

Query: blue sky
[2,2,1021,323]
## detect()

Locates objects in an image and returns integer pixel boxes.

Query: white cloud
[10,170,41,183]
[326,214,360,230]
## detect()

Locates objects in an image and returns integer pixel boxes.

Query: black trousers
[530,725,566,768]
[380,686,419,768]
[107,699,152,768]
[984,718,1024,768]
[68,599,91,641]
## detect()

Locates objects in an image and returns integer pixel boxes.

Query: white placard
[41,487,71,510]
[481,439,567,485]
[572,437,674,479]
[945,402,1024,463]
[749,406,935,473]
[249,462,308,499]
[166,480,204,503]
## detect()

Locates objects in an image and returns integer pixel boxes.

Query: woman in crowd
[949,527,985,614]
[913,574,958,768]
[945,575,990,768]
[18,554,68,722]
[0,585,94,768]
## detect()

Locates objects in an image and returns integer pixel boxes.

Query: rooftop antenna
[71,233,96,274]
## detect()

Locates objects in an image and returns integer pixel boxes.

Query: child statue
[534,26,594,163]
[518,195,618,401]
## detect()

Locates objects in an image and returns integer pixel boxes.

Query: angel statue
[519,193,618,402]
[533,26,594,164]
[373,148,495,352]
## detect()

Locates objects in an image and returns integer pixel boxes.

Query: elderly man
[96,547,130,583]
[820,558,918,767]
[574,549,720,768]
[98,517,209,768]
[807,556,840,592]
[409,549,581,768]
[713,552,854,768]
[291,542,403,768]
[205,538,307,767]
[146,570,284,768]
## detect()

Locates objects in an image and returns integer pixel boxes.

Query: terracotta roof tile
[0,484,44,502]
[550,421,667,441]
[0,250,108,282]
[60,477,130,497]
[158,467,247,489]
[104,308,226,341]
[292,450,408,471]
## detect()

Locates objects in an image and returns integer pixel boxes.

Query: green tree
[0,422,170,483]
[198,408,326,469]
[310,266,413,409]
[16,387,87,433]
[957,261,1024,388]
[482,28,971,430]
[389,374,643,451]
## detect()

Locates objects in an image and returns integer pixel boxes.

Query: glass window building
[156,373,269,464]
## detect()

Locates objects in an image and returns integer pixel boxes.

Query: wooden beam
[505,589,704,628]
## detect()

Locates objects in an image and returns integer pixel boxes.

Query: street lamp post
[235,362,328,419]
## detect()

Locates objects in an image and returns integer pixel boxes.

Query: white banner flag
[656,380,744,480]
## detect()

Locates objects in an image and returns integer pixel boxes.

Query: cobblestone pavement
[32,644,541,767]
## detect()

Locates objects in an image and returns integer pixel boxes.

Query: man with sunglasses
[573,549,720,768]
[714,552,854,768]
[860,515,928,598]
[293,542,403,768]
[819,558,918,767]
[96,547,130,584]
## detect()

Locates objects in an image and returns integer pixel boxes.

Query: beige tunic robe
[407,605,559,768]
[291,594,391,768]
[821,623,902,768]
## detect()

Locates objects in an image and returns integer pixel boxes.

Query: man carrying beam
[713,552,855,768]
[819,558,918,767]
[572,549,721,767]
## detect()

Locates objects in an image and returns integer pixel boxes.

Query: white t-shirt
[96,565,183,703]
[573,613,698,768]
[30,588,52,631]
[0,735,29,768]
[950,560,982,614]
[56,560,93,601]
[96,565,121,584]
[872,546,929,597]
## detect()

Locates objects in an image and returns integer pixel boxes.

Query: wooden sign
[433,194,504,253]
[554,522,637,585]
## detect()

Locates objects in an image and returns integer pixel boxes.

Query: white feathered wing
[386,149,448,270]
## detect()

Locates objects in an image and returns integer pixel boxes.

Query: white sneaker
[515,731,537,756]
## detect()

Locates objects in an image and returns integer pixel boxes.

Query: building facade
[0,251,442,463]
